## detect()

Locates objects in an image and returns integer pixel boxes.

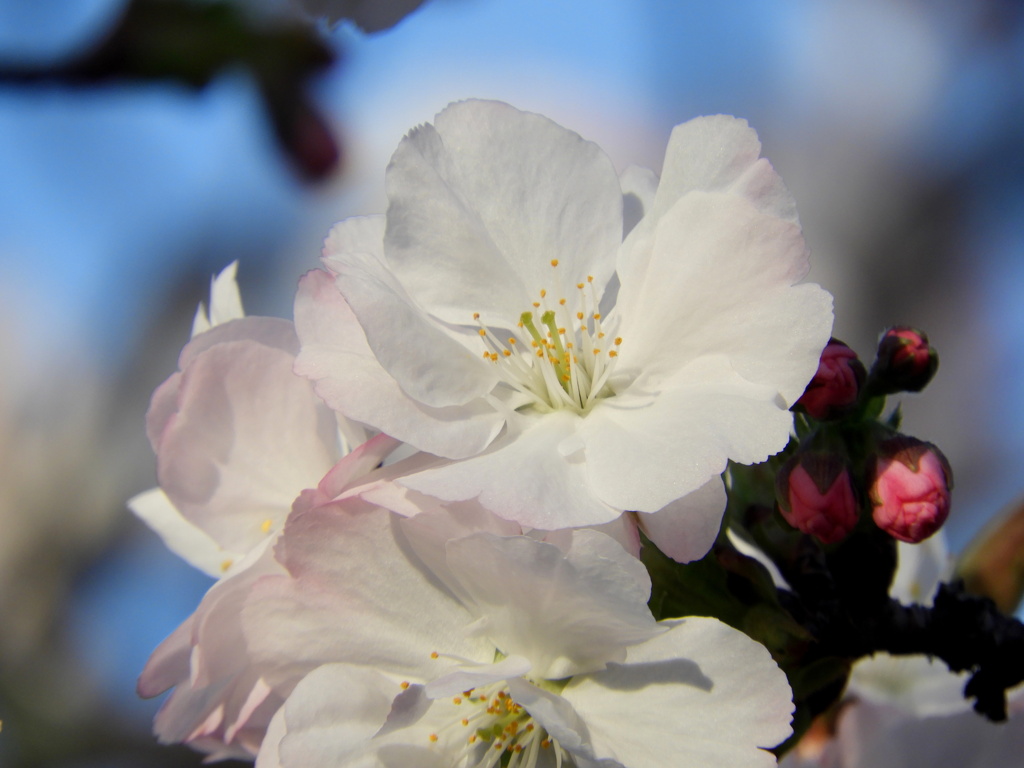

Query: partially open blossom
[796,339,866,420]
[777,453,859,545]
[868,327,938,395]
[869,437,952,544]
[295,99,833,562]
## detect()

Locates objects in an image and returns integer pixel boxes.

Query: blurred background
[1,0,1024,764]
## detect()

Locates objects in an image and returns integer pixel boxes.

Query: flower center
[474,260,621,415]
[425,680,569,768]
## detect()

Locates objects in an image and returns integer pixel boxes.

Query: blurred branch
[0,0,340,180]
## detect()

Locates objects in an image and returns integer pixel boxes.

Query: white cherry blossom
[244,501,794,768]
[296,100,833,561]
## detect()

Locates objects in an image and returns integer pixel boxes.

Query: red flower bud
[796,338,866,420]
[868,327,938,394]
[777,453,859,545]
[869,436,952,543]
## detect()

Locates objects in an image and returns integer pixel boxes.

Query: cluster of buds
[778,328,951,546]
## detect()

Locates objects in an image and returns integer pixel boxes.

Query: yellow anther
[558,327,565,334]
[469,735,478,744]
[478,328,487,336]
[566,342,573,348]
[429,734,438,743]
[577,282,584,289]
[462,718,469,726]
[587,275,594,282]
[593,349,600,355]
[609,350,618,357]
[463,689,474,696]
[482,351,490,359]
[508,337,516,345]
[489,353,498,362]
[539,289,547,298]
[453,696,462,704]
[537,350,544,357]
[526,724,535,732]
[260,518,272,533]
[530,340,539,347]
[562,375,570,382]
[473,312,480,319]
[220,559,233,573]
[430,651,439,659]
[550,259,559,266]
[576,311,584,320]
[400,681,410,689]
[494,743,503,751]
[615,337,622,345]
[593,312,601,320]
[542,739,552,748]
[502,350,511,357]
[533,302,540,308]
[559,298,566,305]
[514,745,524,753]
[598,332,605,339]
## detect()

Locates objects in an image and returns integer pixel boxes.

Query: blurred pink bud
[869,437,952,543]
[777,454,859,545]
[869,327,938,394]
[796,338,866,420]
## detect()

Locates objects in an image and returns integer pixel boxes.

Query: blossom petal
[563,618,793,768]
[638,476,727,563]
[401,410,621,529]
[615,192,832,405]
[580,355,793,514]
[383,99,622,326]
[443,531,659,679]
[294,268,504,459]
[155,335,337,554]
[241,505,492,687]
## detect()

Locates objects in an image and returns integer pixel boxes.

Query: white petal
[890,536,952,606]
[277,664,398,768]
[401,411,621,529]
[293,269,504,459]
[563,618,793,768]
[615,192,832,405]
[321,215,386,270]
[619,163,659,239]
[332,248,498,408]
[128,487,234,577]
[580,356,793,513]
[638,476,726,563]
[242,504,491,687]
[207,261,245,328]
[424,656,531,699]
[383,100,622,325]
[444,531,659,679]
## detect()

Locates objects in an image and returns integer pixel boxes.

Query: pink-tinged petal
[444,532,659,679]
[563,618,794,768]
[383,100,622,326]
[638,476,727,563]
[128,488,235,577]
[155,337,337,555]
[254,707,287,768]
[615,192,832,405]
[580,356,793,514]
[138,611,196,698]
[314,433,403,501]
[180,316,298,369]
[293,269,504,459]
[332,249,497,408]
[401,411,620,529]
[241,504,491,688]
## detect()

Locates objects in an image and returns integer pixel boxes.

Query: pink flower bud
[777,454,859,545]
[868,327,938,394]
[869,437,952,543]
[796,338,866,420]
